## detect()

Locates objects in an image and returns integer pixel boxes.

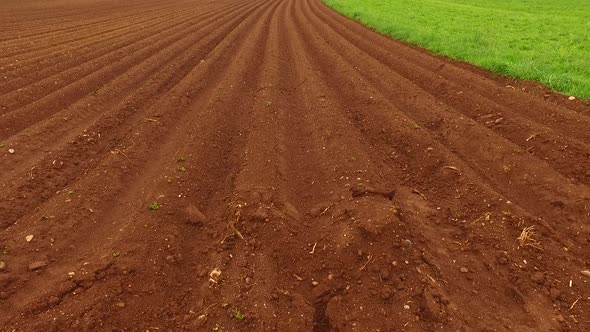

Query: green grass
[323,0,590,99]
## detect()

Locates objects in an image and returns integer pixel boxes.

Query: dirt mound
[0,0,588,330]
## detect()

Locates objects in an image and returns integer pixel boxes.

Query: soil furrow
[0,0,588,330]
[0,0,282,329]
[0,8,180,61]
[0,0,270,224]
[0,1,178,43]
[0,1,261,138]
[0,0,266,186]
[289,2,588,330]
[303,0,590,185]
[0,9,193,84]
[0,2,249,96]
[295,0,590,233]
[309,0,590,136]
[0,0,250,114]
[0,1,231,74]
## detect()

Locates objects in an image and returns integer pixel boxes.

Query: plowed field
[0,0,589,331]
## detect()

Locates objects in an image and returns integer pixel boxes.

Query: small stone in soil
[8,149,15,154]
[0,261,6,271]
[311,281,319,287]
[460,267,469,273]
[116,302,126,308]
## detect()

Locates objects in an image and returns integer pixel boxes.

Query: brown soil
[0,0,589,331]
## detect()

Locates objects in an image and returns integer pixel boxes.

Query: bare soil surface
[0,0,589,331]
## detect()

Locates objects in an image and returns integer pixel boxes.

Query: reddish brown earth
[0,0,589,331]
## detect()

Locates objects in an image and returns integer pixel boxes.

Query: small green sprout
[178,166,187,172]
[167,177,173,184]
[232,309,245,321]
[149,202,160,210]
[113,251,120,257]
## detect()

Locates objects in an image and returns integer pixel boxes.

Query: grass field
[323,0,590,99]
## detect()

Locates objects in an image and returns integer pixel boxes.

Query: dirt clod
[530,272,544,284]
[421,289,447,322]
[183,205,208,226]
[165,255,176,264]
[28,261,48,271]
[550,288,563,301]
